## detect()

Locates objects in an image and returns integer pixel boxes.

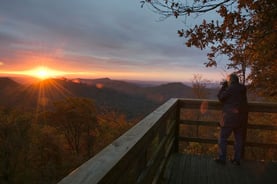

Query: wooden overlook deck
[59,99,277,184]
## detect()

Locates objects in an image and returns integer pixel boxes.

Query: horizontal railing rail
[59,98,277,184]
[179,120,277,148]
[58,98,180,184]
[177,99,277,156]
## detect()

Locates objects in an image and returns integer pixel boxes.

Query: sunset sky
[0,0,230,82]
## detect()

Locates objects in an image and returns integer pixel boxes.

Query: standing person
[215,73,248,165]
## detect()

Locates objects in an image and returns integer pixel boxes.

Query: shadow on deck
[59,98,277,184]
[164,153,277,184]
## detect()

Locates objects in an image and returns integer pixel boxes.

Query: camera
[220,80,228,88]
[220,80,228,85]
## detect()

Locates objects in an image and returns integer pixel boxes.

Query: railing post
[174,99,180,153]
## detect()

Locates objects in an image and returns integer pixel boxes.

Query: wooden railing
[178,99,277,159]
[58,98,277,184]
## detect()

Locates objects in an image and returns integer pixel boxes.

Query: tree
[28,123,64,183]
[0,108,32,183]
[142,0,277,97]
[191,74,210,99]
[95,109,132,151]
[49,97,97,157]
[190,74,210,138]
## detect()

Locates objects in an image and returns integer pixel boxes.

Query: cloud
[0,0,225,81]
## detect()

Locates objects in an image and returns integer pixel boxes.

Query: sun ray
[33,78,74,123]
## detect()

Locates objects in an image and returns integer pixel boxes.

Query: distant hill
[78,78,196,102]
[146,82,194,102]
[0,77,22,106]
[79,78,145,96]
[0,77,218,119]
[0,77,20,89]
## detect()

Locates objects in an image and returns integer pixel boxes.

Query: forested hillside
[0,77,204,183]
[0,76,224,183]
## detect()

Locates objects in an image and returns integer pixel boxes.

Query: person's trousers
[218,126,244,161]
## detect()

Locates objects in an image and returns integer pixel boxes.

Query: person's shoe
[214,158,226,165]
[230,159,240,166]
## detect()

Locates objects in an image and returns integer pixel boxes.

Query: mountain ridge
[0,77,217,119]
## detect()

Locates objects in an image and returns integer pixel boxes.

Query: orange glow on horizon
[0,66,68,80]
[23,66,67,80]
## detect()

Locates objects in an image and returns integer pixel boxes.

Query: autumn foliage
[142,0,277,97]
[0,98,132,183]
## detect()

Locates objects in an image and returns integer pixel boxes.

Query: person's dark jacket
[217,82,247,128]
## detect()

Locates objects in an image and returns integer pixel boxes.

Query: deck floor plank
[163,154,277,184]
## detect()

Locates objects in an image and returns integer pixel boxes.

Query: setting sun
[35,67,50,79]
[26,66,65,80]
